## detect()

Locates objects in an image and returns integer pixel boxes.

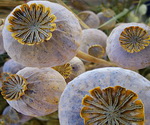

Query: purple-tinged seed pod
[106,23,150,70]
[97,9,116,30]
[3,59,25,74]
[79,29,107,59]
[2,1,82,67]
[59,67,150,125]
[77,11,100,29]
[1,67,66,117]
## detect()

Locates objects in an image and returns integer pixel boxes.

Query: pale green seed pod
[138,4,147,16]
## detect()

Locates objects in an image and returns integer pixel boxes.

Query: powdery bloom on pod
[77,11,100,29]
[81,86,144,125]
[59,67,150,125]
[1,67,66,117]
[2,1,82,67]
[79,29,107,59]
[106,23,150,70]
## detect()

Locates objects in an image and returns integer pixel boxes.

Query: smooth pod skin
[79,29,107,58]
[3,59,25,74]
[97,9,116,30]
[59,67,150,125]
[78,11,100,28]
[6,67,66,117]
[2,1,82,67]
[66,57,85,82]
[106,23,150,70]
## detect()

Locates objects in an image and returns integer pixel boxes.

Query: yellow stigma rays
[80,86,145,125]
[7,3,56,45]
[88,44,105,58]
[1,74,28,100]
[119,26,150,53]
[52,63,72,79]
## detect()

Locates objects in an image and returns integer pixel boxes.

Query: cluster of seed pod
[0,0,150,125]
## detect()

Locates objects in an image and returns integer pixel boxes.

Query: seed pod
[66,57,85,82]
[2,106,32,125]
[127,11,140,23]
[3,59,25,74]
[2,1,81,67]
[77,11,100,28]
[106,23,150,70]
[1,67,66,117]
[59,67,150,125]
[138,4,147,16]
[97,9,116,30]
[79,29,107,59]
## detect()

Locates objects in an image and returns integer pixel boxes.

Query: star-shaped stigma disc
[7,3,56,45]
[80,86,145,125]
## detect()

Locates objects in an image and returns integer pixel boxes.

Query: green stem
[135,0,143,15]
[98,8,129,29]
[56,0,90,29]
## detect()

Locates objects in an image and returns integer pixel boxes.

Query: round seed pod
[97,9,116,30]
[77,11,100,28]
[127,11,140,23]
[66,57,85,82]
[106,23,150,70]
[2,1,82,67]
[3,59,25,74]
[1,67,66,117]
[53,57,85,82]
[59,67,150,125]
[138,4,147,16]
[79,29,107,59]
[2,106,32,125]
